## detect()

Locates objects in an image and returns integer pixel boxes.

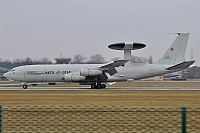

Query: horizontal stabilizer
[166,60,195,71]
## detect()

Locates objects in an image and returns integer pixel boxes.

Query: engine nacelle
[80,69,103,76]
[64,74,86,81]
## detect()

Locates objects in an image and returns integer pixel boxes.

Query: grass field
[0,81,199,107]
[0,90,199,107]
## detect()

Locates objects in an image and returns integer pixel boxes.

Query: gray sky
[0,0,200,65]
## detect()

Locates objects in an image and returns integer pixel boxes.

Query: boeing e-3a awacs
[3,33,195,89]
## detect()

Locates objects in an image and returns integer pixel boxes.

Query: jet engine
[64,73,86,81]
[80,69,103,76]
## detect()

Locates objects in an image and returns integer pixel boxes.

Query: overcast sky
[0,0,200,65]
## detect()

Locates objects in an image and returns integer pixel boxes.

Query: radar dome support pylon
[108,42,146,66]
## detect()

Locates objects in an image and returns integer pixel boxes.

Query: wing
[99,59,129,75]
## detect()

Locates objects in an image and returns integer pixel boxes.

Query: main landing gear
[91,83,106,89]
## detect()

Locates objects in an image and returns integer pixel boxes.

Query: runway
[0,87,199,90]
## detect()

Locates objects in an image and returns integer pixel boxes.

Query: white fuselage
[4,63,170,83]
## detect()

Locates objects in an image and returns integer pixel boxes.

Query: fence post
[0,105,2,133]
[181,107,187,133]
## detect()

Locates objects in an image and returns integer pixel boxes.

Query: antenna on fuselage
[108,42,146,66]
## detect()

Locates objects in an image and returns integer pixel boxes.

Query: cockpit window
[10,69,15,72]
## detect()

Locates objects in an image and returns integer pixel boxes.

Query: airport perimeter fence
[0,105,199,133]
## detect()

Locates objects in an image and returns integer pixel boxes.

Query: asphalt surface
[0,86,199,90]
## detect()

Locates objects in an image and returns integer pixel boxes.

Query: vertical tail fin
[155,33,189,65]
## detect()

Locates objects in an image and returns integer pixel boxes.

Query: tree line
[71,54,153,64]
[0,54,153,69]
[0,57,52,69]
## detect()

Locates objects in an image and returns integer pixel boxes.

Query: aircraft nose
[3,72,9,78]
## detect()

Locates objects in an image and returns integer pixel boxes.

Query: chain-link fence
[0,105,199,133]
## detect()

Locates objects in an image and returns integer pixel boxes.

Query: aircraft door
[149,65,155,74]
[20,67,26,80]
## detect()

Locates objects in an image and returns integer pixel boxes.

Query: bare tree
[87,54,106,64]
[111,57,121,61]
[131,55,148,63]
[39,57,51,64]
[25,57,33,65]
[72,54,86,64]
[148,55,153,64]
[13,59,24,63]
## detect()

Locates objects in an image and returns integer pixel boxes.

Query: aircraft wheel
[101,84,106,89]
[91,84,96,89]
[23,85,28,89]
[96,84,102,89]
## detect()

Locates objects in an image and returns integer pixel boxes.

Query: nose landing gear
[23,84,28,89]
